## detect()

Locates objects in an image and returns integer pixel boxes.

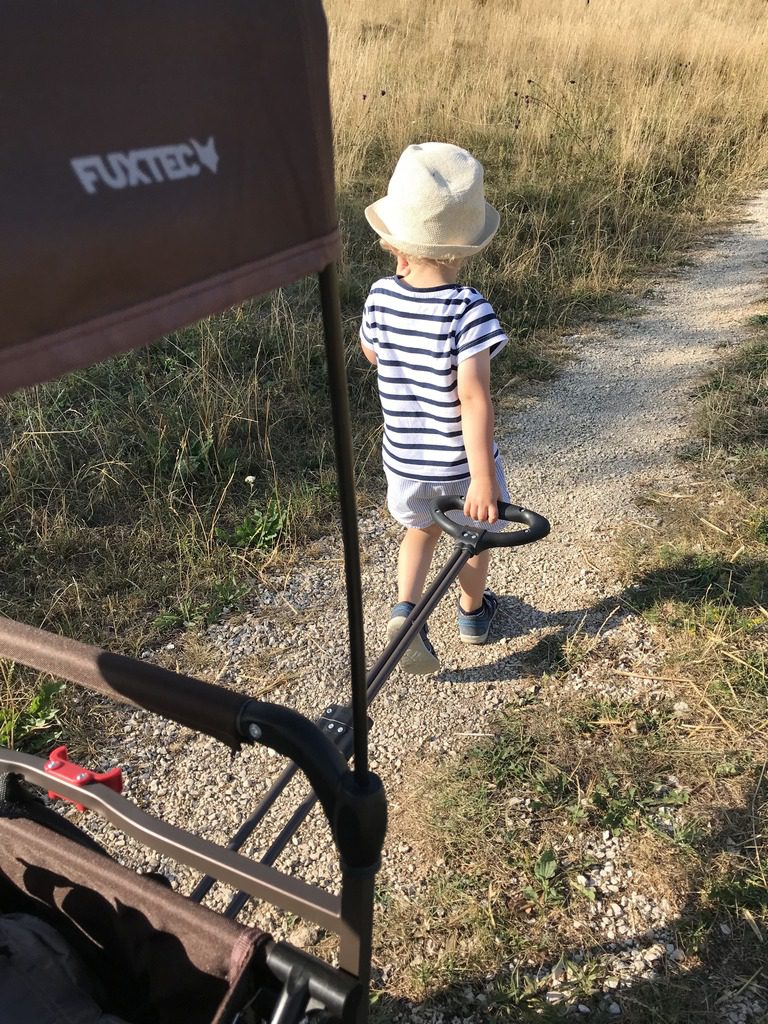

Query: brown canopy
[0,0,339,395]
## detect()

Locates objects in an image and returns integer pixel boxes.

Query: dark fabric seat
[0,779,272,1024]
[0,912,130,1024]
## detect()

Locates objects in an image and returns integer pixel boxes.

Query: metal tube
[224,786,319,919]
[318,264,369,784]
[338,870,376,987]
[1,748,344,934]
[268,978,310,1024]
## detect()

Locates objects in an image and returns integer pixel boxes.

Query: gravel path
[83,194,768,1016]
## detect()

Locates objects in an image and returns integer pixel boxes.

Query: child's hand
[464,476,500,524]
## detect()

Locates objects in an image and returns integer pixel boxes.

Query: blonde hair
[379,239,466,271]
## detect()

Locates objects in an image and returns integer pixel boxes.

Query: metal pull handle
[431,496,550,551]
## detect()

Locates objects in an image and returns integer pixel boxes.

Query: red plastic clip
[44,745,123,812]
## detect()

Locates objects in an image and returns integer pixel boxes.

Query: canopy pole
[318,263,369,784]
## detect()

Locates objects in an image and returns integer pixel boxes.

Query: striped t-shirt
[360,275,508,482]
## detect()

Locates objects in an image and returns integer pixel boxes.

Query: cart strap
[0,0,339,396]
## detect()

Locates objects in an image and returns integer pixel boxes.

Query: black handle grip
[431,496,550,550]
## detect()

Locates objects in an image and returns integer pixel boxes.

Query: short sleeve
[453,294,508,364]
[359,293,378,353]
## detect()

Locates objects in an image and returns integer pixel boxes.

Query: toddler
[360,142,510,673]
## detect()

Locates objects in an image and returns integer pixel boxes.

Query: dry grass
[331,0,768,311]
[331,0,768,181]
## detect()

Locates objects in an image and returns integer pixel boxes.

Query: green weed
[589,770,689,833]
[218,496,289,552]
[524,848,566,908]
[0,665,63,752]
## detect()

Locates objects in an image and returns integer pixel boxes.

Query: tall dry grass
[2,0,768,664]
[331,0,768,320]
[331,0,768,182]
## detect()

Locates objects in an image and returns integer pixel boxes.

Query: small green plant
[152,603,193,632]
[712,755,750,779]
[487,965,546,1015]
[0,674,64,752]
[524,848,565,907]
[471,725,534,787]
[220,496,288,551]
[704,864,768,918]
[589,770,688,832]
[531,765,576,811]
[173,427,216,482]
[152,578,251,631]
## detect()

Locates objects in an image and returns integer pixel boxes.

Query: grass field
[2,1,768,735]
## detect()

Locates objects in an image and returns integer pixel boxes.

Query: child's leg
[458,549,491,613]
[397,523,442,604]
[388,523,442,674]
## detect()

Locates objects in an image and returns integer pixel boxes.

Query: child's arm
[457,349,499,524]
[360,340,377,366]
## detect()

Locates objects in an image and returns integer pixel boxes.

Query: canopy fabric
[0,0,339,395]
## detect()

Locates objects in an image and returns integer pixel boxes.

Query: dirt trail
[88,193,768,937]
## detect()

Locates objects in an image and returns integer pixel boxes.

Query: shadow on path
[434,552,768,687]
[377,550,768,1021]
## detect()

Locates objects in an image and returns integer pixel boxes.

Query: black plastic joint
[453,528,485,556]
[317,703,373,750]
[332,771,387,871]
[266,942,364,1023]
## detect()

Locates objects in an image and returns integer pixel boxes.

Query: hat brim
[364,196,500,258]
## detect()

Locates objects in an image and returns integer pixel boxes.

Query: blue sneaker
[387,601,440,675]
[457,590,499,644]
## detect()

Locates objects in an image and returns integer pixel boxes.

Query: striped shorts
[385,458,511,531]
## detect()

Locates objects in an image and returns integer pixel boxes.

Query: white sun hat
[365,142,500,259]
